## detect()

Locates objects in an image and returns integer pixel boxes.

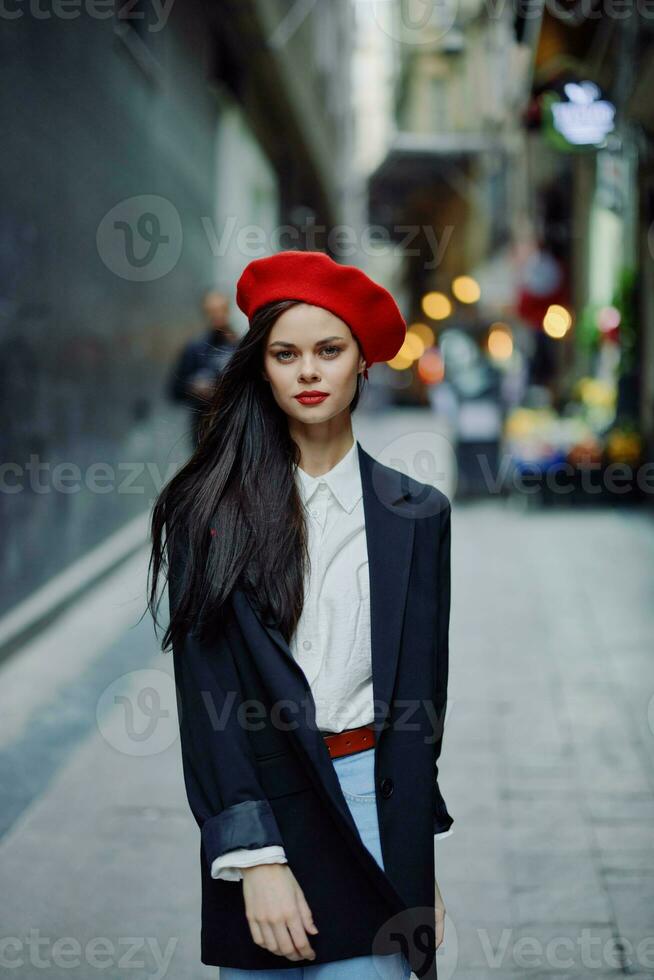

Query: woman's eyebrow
[268,335,346,348]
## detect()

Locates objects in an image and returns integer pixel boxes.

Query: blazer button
[380,777,394,798]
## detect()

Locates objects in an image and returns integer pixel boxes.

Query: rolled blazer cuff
[434,781,454,837]
[211,844,288,881]
[201,799,285,867]
[434,812,454,835]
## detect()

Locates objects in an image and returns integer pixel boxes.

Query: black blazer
[167,442,453,980]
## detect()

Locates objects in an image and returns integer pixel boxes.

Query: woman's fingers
[286,912,317,961]
[242,865,317,961]
[295,883,320,935]
[256,921,278,954]
[250,914,313,961]
[435,899,446,949]
[247,916,265,950]
[271,921,305,961]
[434,879,446,949]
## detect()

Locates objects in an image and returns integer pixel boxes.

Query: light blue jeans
[219,746,412,979]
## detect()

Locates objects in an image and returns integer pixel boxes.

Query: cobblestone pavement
[0,410,652,979]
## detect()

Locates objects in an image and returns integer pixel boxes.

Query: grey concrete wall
[0,1,221,613]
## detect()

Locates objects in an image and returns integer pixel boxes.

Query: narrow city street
[4,0,654,974]
[1,411,652,979]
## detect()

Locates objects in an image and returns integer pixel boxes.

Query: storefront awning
[367,130,508,231]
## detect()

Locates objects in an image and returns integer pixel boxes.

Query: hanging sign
[541,81,615,152]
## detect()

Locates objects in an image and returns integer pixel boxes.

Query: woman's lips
[294,392,330,405]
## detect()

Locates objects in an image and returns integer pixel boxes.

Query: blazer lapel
[357,441,415,737]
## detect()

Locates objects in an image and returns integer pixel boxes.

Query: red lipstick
[293,390,330,405]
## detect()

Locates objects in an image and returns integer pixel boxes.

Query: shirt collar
[294,439,362,513]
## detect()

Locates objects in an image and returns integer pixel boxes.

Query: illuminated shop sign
[542,81,615,151]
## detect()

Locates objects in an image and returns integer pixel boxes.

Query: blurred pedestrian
[168,289,238,448]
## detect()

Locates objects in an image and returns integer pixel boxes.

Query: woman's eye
[274,346,341,362]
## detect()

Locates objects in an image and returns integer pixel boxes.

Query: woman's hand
[242,863,319,962]
[435,876,446,949]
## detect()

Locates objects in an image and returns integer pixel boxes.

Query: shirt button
[303,640,312,650]
[311,509,319,518]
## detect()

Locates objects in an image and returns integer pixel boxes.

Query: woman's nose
[298,360,320,380]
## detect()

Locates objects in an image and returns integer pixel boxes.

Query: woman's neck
[292,428,356,479]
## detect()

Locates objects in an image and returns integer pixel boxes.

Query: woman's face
[262,303,366,426]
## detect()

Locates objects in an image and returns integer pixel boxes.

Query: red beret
[235,250,406,369]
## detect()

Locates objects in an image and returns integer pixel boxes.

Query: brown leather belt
[321,723,376,759]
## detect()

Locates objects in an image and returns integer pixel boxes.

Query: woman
[148,251,454,980]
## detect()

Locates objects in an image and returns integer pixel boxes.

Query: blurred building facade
[0,0,356,619]
[518,3,654,492]
[363,0,652,498]
[366,0,536,405]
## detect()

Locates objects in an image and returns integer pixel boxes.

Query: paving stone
[505,851,600,890]
[593,823,654,852]
[510,923,620,974]
[599,850,654,874]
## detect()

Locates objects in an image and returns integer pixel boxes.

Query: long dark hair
[148,299,366,653]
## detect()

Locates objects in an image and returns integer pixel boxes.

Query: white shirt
[211,439,451,881]
[289,437,375,732]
